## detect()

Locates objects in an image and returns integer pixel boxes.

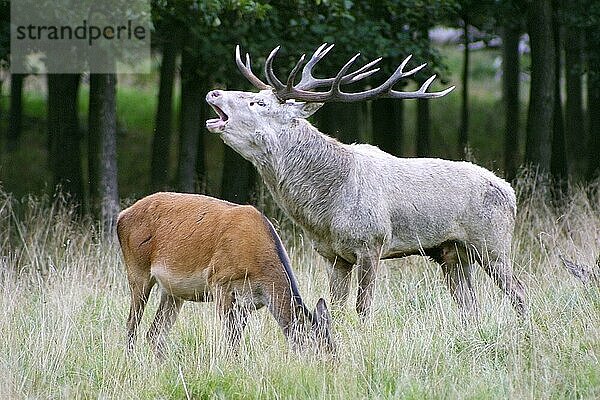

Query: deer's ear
[286,100,323,118]
[314,298,331,330]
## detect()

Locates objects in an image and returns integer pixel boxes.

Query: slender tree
[586,27,600,181]
[525,0,555,173]
[416,98,431,157]
[372,99,404,156]
[7,73,24,151]
[564,27,585,171]
[150,14,180,191]
[47,73,84,208]
[550,19,567,190]
[177,34,204,193]
[89,73,119,232]
[221,147,256,204]
[502,24,521,181]
[317,103,367,144]
[458,19,470,158]
[151,42,178,191]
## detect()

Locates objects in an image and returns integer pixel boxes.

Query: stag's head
[206,44,454,158]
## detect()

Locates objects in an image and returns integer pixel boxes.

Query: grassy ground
[0,176,598,399]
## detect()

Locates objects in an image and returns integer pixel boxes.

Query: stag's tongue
[206,105,228,132]
[206,117,226,132]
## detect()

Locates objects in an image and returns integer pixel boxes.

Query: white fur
[206,89,526,317]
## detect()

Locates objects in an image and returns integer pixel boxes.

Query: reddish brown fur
[117,192,332,357]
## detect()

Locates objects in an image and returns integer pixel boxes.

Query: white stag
[117,192,333,358]
[205,44,527,319]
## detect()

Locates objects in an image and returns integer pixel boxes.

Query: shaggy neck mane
[258,119,353,235]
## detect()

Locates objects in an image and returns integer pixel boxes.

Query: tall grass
[0,177,599,399]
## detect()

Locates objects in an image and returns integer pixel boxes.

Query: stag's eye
[250,100,266,107]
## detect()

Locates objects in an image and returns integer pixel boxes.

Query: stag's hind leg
[476,246,527,317]
[146,291,183,359]
[436,242,479,319]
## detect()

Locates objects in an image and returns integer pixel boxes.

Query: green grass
[0,177,599,399]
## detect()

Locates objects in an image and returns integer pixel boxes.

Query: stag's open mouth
[206,105,229,133]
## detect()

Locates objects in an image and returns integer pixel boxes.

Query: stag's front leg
[355,246,382,318]
[327,257,353,311]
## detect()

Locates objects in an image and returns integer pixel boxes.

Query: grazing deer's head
[206,44,454,159]
[290,298,335,354]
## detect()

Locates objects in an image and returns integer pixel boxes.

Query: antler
[236,43,455,103]
[235,45,270,90]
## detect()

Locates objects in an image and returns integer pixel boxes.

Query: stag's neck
[257,119,353,237]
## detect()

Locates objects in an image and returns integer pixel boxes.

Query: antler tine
[286,54,306,90]
[331,53,362,95]
[265,46,286,91]
[387,75,456,99]
[235,45,270,90]
[295,44,382,91]
[343,57,382,83]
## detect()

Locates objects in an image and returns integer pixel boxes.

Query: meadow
[0,173,599,399]
[1,43,598,399]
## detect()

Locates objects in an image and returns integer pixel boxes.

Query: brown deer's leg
[146,291,183,359]
[327,257,353,311]
[355,246,382,318]
[126,274,155,351]
[215,288,251,351]
[222,302,251,350]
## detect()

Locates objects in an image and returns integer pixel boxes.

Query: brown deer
[205,44,527,320]
[117,192,333,358]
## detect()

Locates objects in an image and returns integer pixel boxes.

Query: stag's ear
[286,100,323,118]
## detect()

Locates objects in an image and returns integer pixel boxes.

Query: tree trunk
[8,73,24,151]
[502,25,521,181]
[550,23,567,192]
[372,99,403,156]
[221,146,256,204]
[195,91,209,187]
[586,28,600,181]
[317,102,366,144]
[88,75,101,212]
[177,35,204,193]
[150,42,178,191]
[89,73,119,232]
[525,0,555,174]
[459,20,470,158]
[47,73,84,209]
[564,27,585,173]
[416,98,430,157]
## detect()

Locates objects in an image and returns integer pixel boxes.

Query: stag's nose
[208,90,221,99]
